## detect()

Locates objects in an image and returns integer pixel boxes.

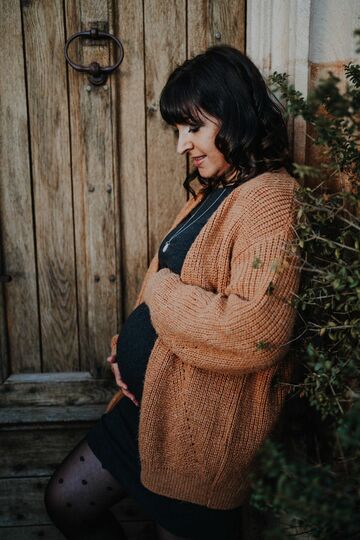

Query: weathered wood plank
[0,428,90,477]
[188,0,246,56]
[0,477,154,527]
[0,247,8,383]
[0,525,65,540]
[0,477,50,527]
[0,0,40,374]
[114,1,148,317]
[0,373,117,406]
[22,0,78,372]
[0,404,108,426]
[65,0,118,377]
[144,0,188,260]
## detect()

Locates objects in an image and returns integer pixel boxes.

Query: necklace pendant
[163,241,169,252]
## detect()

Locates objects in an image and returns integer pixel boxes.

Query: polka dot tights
[44,436,128,539]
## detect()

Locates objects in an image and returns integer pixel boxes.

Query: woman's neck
[214,168,238,189]
[224,167,240,184]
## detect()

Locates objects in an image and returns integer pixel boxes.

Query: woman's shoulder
[230,167,301,238]
[236,167,300,198]
[231,167,299,205]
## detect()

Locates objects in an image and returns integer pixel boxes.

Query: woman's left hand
[107,354,139,407]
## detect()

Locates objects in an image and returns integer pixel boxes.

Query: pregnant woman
[45,45,301,540]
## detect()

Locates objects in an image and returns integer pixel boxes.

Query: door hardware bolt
[94,274,100,282]
[103,84,108,91]
[106,185,112,193]
[214,31,222,40]
[109,274,116,282]
[86,85,92,92]
[88,185,95,192]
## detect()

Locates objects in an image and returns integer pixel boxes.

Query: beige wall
[247,0,360,170]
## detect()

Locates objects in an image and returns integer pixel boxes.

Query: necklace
[162,188,229,253]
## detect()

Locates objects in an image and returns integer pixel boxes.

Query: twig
[309,233,359,253]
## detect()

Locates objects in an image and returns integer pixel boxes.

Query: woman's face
[174,111,233,179]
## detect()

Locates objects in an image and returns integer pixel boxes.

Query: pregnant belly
[116,302,158,400]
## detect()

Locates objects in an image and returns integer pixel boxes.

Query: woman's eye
[172,124,200,136]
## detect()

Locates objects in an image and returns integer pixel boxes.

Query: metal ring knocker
[64,27,124,86]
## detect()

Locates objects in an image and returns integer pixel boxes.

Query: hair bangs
[160,75,204,127]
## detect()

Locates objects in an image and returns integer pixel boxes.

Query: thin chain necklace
[162,188,230,253]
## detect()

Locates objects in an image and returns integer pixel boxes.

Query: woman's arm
[143,224,301,375]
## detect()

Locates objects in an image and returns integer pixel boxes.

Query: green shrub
[249,28,360,539]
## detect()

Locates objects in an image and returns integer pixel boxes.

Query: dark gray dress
[86,184,242,539]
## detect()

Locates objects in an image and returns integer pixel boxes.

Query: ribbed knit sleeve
[143,220,301,375]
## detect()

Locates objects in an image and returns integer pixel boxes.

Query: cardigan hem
[140,464,252,510]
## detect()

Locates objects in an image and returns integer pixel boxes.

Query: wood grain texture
[0,404,106,425]
[144,0,188,261]
[65,0,118,376]
[1,0,247,378]
[0,525,65,540]
[22,0,78,372]
[0,0,40,374]
[0,246,8,382]
[188,0,245,56]
[0,373,116,406]
[0,3,250,538]
[0,427,90,477]
[114,0,148,317]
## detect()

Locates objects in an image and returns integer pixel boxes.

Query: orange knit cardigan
[105,168,302,509]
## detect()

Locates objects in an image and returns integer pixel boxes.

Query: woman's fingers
[107,355,126,387]
[111,362,127,389]
[126,393,139,407]
[107,356,139,406]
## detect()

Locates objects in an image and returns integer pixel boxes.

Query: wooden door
[0,1,245,537]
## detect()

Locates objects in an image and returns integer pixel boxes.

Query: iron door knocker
[64,27,124,86]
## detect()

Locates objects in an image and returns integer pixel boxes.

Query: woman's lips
[192,155,206,166]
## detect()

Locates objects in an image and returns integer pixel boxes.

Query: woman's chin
[197,168,213,179]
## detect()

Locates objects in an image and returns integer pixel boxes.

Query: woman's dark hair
[159,45,293,198]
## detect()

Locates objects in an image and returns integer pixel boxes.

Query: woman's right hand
[107,355,139,407]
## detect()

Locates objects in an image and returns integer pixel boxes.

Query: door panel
[65,0,118,375]
[0,0,40,376]
[0,0,246,385]
[0,0,246,534]
[23,0,78,373]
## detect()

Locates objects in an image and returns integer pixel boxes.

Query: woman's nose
[176,132,193,155]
